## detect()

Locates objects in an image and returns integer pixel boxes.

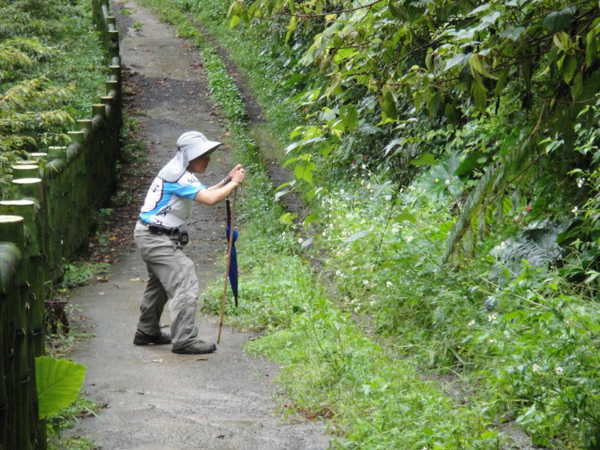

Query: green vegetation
[45,394,100,450]
[36,356,87,421]
[4,0,600,448]
[0,0,107,196]
[135,0,600,448]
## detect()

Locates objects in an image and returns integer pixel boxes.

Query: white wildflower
[554,367,564,375]
[467,320,475,326]
[487,314,497,322]
[532,364,540,373]
[445,179,450,185]
[386,281,393,287]
[298,238,304,244]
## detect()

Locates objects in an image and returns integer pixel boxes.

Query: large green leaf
[542,7,576,33]
[340,105,359,132]
[35,356,86,419]
[454,151,484,177]
[410,153,438,167]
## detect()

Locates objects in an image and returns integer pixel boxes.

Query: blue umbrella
[225,196,239,307]
[218,190,239,344]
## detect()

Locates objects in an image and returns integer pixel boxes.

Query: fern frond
[0,46,32,71]
[0,110,74,132]
[1,77,74,112]
[490,220,565,277]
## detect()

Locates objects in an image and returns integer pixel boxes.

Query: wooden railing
[0,1,121,448]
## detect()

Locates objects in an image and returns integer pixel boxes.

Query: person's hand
[229,164,245,184]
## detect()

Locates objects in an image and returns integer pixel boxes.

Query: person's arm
[207,164,245,190]
[194,164,245,206]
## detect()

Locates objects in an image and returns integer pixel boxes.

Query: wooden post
[27,152,47,160]
[77,119,93,136]
[47,146,67,160]
[0,216,30,450]
[11,178,43,203]
[0,241,23,450]
[12,165,40,180]
[0,201,45,356]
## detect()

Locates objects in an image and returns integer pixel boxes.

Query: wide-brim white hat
[157,131,222,182]
[177,131,222,160]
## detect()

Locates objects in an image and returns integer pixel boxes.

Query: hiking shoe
[171,340,217,354]
[133,329,172,346]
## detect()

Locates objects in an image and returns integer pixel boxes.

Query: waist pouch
[148,224,189,246]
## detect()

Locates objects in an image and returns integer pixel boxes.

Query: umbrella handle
[218,188,237,344]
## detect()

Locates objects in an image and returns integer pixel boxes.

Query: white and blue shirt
[139,172,206,228]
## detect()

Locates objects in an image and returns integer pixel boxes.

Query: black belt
[139,220,179,236]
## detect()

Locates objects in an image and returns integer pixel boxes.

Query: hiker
[133,131,245,354]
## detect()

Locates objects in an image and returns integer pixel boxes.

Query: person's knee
[169,293,198,314]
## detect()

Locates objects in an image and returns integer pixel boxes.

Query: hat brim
[187,141,222,160]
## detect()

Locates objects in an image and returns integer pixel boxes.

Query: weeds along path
[65,1,329,448]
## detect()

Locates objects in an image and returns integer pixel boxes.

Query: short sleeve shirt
[139,171,206,228]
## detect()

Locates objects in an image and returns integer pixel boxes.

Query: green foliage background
[0,0,107,196]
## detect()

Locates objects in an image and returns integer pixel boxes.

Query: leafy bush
[0,0,107,195]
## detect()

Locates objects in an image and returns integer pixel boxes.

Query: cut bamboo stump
[12,165,40,180]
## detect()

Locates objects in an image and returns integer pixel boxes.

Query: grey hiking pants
[133,222,201,349]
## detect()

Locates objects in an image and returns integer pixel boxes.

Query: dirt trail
[66,2,331,448]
